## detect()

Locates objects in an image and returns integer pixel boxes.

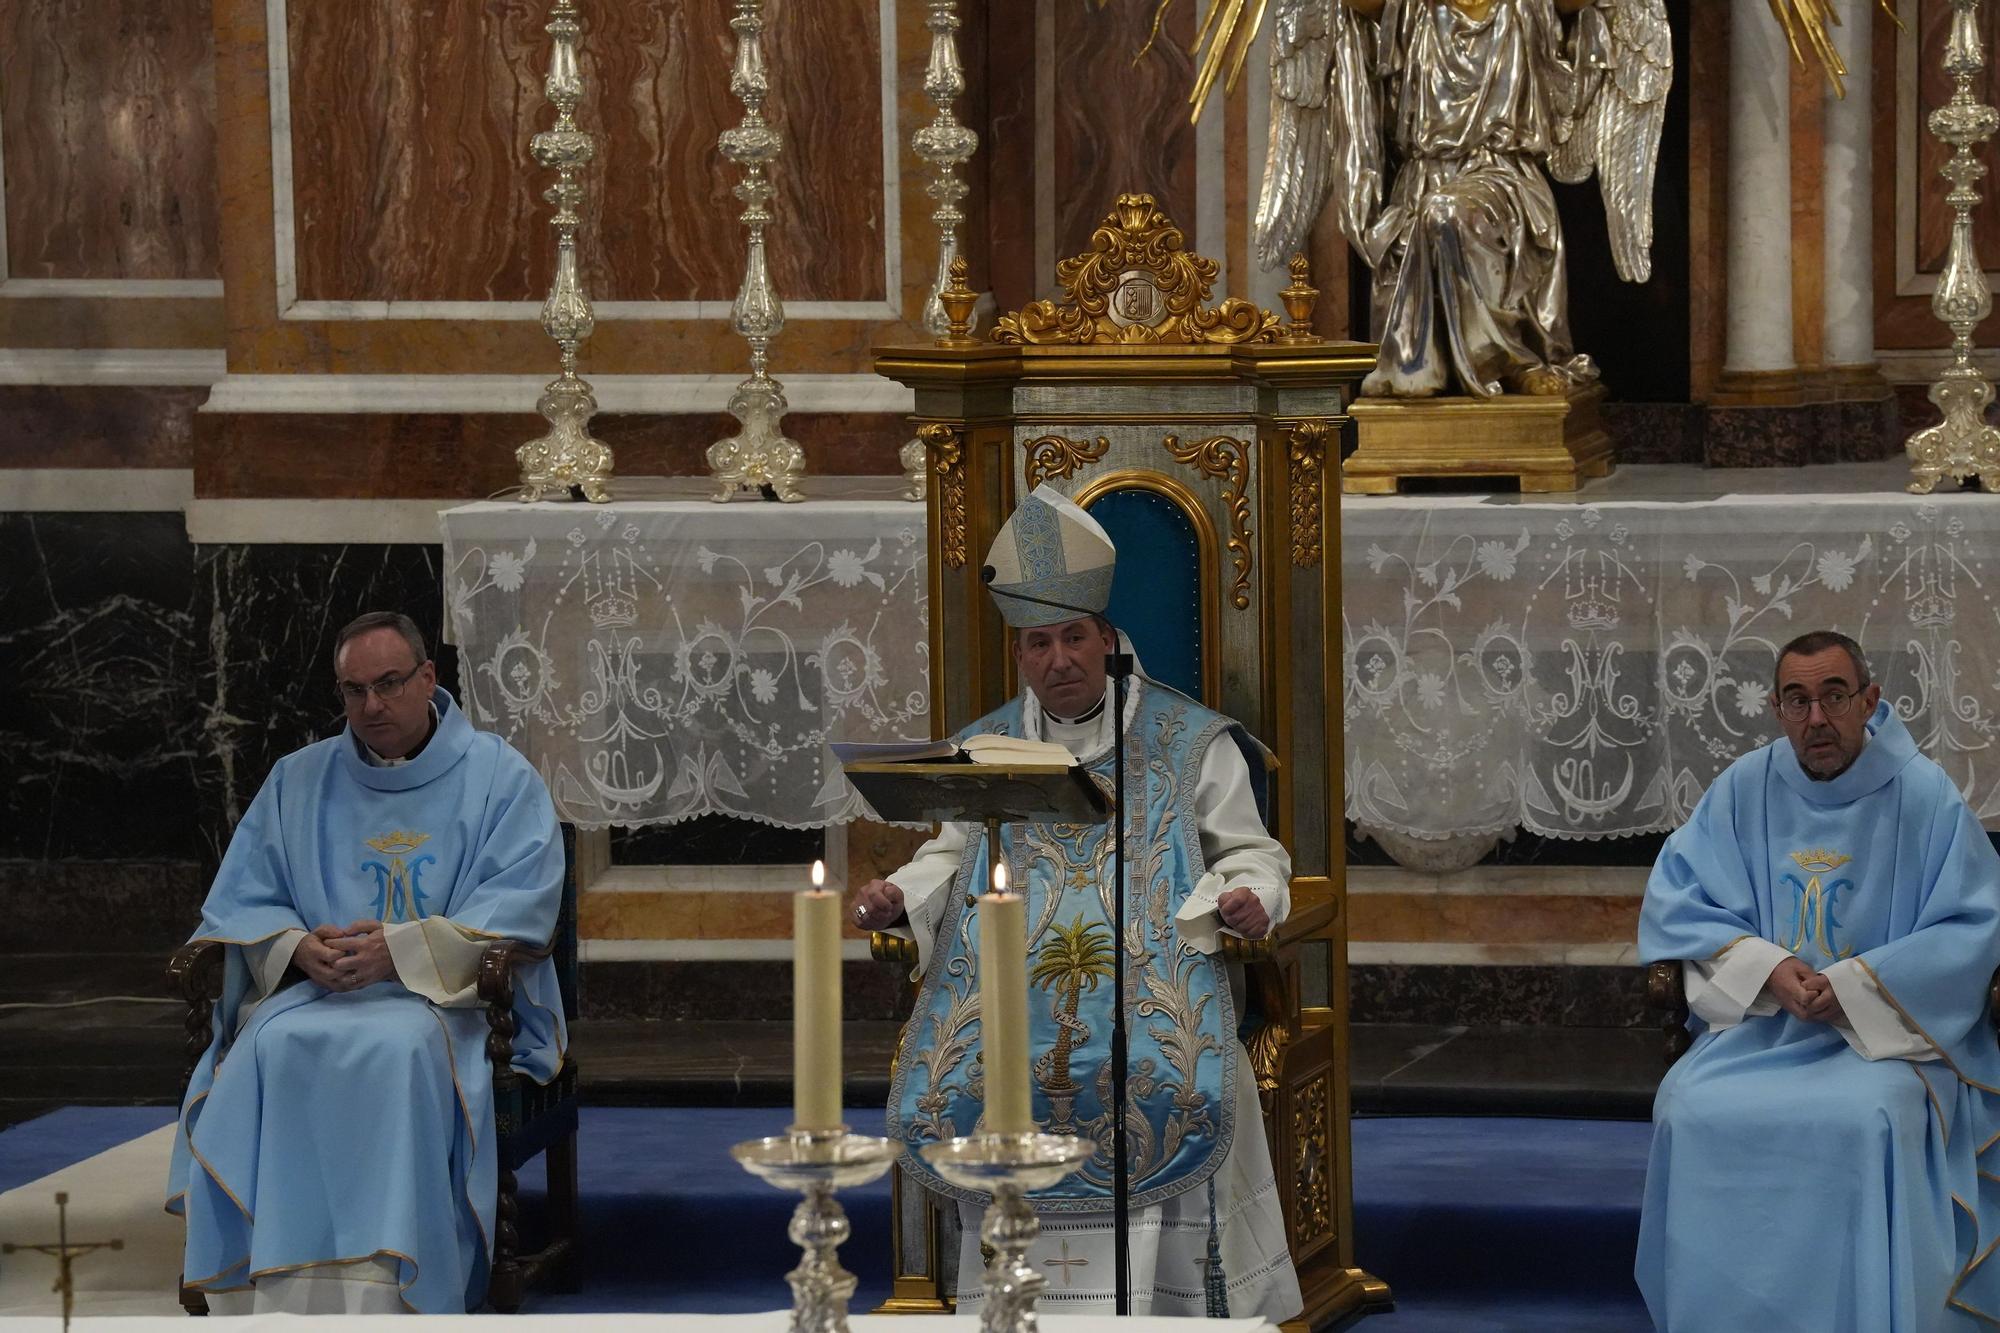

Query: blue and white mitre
[984,483,1116,628]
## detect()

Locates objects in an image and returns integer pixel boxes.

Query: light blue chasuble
[1637,703,2000,1331]
[166,687,566,1312]
[889,679,1241,1211]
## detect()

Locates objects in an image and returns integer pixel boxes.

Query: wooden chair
[1647,958,2000,1065]
[168,823,582,1313]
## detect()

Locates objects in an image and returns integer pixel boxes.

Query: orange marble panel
[1,0,221,280]
[845,819,932,889]
[582,887,871,940]
[1050,1,1198,265]
[194,410,912,499]
[285,0,886,305]
[0,296,224,349]
[1346,894,1642,946]
[0,386,207,468]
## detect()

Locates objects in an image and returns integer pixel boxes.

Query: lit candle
[794,859,842,1132]
[979,860,1032,1136]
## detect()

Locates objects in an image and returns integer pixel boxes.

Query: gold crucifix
[2,1192,124,1333]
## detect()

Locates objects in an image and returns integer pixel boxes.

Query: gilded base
[1343,384,1612,495]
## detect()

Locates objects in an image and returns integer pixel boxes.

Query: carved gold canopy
[992,194,1280,346]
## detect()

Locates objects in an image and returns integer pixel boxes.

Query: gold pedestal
[1343,383,1612,494]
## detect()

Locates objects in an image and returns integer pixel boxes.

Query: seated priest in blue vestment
[1637,629,2000,1331]
[855,485,1304,1321]
[166,611,566,1313]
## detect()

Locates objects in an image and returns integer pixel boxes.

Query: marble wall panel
[194,410,911,498]
[1049,2,1198,266]
[583,959,907,1021]
[0,386,207,469]
[190,542,462,862]
[1349,964,1649,1028]
[0,0,222,281]
[0,513,201,861]
[3,859,206,951]
[286,0,886,305]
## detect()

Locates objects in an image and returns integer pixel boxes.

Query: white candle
[980,885,1032,1136]
[794,860,842,1132]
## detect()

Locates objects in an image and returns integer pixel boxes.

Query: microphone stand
[1106,644,1134,1316]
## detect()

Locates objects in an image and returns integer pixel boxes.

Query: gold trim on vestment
[186,1130,254,1223]
[1856,958,2000,1095]
[1919,1064,1954,1148]
[1949,1226,2000,1324]
[183,1256,252,1289]
[427,1007,478,1158]
[1708,934,1752,960]
[1983,1127,2000,1156]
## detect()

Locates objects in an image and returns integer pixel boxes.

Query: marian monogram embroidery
[1782,848,1854,963]
[362,831,434,922]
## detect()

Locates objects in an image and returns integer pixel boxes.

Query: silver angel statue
[1256,0,1671,399]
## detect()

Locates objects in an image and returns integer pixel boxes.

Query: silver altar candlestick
[914,0,978,338]
[733,1128,902,1333]
[1907,0,2000,494]
[920,1132,1095,1333]
[709,0,806,504]
[517,0,614,504]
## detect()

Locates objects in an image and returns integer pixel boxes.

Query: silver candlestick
[733,1127,902,1333]
[1907,0,2000,494]
[920,1132,1095,1333]
[517,0,614,504]
[709,0,806,503]
[913,0,979,337]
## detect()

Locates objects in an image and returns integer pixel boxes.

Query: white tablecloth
[1340,462,2000,841]
[441,480,929,829]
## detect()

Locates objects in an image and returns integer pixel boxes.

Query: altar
[1339,460,2000,844]
[440,478,930,830]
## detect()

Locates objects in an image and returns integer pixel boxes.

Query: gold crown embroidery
[1789,849,1852,874]
[365,831,430,856]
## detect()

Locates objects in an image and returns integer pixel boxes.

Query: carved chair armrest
[1647,960,1692,1065]
[1220,896,1337,964]
[479,939,555,1073]
[167,940,226,1102]
[871,931,919,966]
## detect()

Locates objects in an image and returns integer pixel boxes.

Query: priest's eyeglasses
[1774,689,1857,722]
[335,667,423,705]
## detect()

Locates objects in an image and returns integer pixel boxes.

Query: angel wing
[1253,0,1336,271]
[1548,0,1672,284]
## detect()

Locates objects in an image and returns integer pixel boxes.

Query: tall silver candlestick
[709,0,805,503]
[1907,0,2000,494]
[921,1132,1094,1333]
[517,0,614,504]
[734,1127,902,1333]
[914,0,978,337]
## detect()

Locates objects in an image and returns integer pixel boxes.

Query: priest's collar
[1773,700,1919,806]
[340,687,476,791]
[361,704,440,768]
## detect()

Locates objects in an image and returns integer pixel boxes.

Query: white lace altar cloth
[440,479,929,829]
[1339,462,2000,841]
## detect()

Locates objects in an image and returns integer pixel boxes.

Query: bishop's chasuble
[167,687,566,1313]
[888,672,1302,1321]
[1637,702,2000,1331]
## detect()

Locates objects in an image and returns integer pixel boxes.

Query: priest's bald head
[984,484,1119,721]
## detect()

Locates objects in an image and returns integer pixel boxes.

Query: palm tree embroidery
[1030,914,1116,1099]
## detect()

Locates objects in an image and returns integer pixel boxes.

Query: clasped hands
[1767,956,1846,1025]
[293,920,397,991]
[851,880,1272,940]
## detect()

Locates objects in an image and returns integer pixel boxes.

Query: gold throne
[869,194,1390,1329]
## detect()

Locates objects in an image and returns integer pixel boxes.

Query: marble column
[1822,0,1877,371]
[1724,6,1796,383]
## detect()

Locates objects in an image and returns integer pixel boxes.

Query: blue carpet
[0,1107,1655,1325]
[0,1106,177,1195]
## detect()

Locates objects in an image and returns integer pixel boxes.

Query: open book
[831,734,1075,767]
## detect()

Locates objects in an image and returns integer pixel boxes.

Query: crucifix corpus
[2,1192,124,1333]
